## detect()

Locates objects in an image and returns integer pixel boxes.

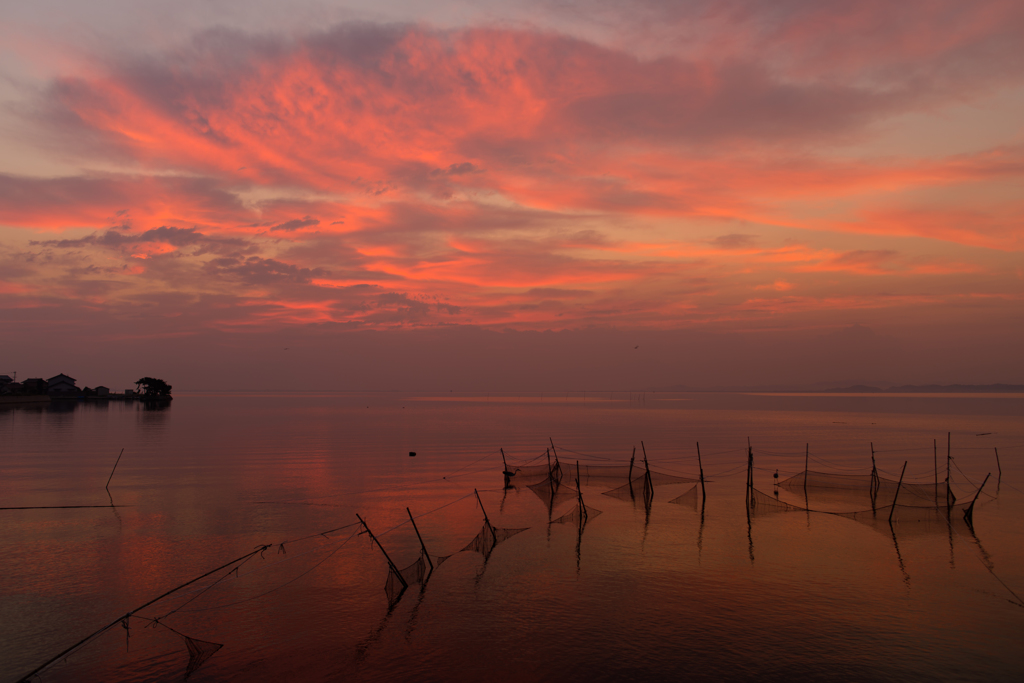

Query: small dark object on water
[976,432,991,436]
[409,452,416,457]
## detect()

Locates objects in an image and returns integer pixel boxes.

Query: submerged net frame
[668,485,701,509]
[384,553,427,608]
[747,485,980,537]
[182,633,224,680]
[778,469,958,508]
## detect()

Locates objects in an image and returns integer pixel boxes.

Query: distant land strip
[0,505,133,510]
[824,384,1024,393]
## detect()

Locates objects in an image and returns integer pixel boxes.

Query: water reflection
[3,392,1024,682]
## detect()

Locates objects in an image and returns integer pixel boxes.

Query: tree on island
[135,377,172,398]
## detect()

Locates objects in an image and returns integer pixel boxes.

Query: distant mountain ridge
[824,384,1024,393]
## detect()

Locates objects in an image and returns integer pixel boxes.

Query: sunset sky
[2,1,1023,391]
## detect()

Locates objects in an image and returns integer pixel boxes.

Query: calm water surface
[2,392,1023,681]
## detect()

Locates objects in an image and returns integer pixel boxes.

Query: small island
[0,374,172,405]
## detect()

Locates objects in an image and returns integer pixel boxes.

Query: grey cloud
[32,225,250,255]
[205,256,331,285]
[711,234,757,249]
[832,250,896,265]
[0,173,248,222]
[430,162,480,177]
[271,216,320,231]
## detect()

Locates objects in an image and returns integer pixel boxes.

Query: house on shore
[47,374,79,397]
[23,378,48,394]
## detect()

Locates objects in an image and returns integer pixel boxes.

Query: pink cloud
[0,15,1020,340]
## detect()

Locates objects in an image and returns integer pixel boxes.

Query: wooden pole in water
[748,438,753,485]
[546,448,552,476]
[641,441,654,496]
[963,473,991,527]
[406,507,434,574]
[105,448,124,490]
[549,437,560,477]
[356,514,407,589]
[628,447,635,482]
[474,489,498,544]
[888,461,908,523]
[947,432,952,512]
[934,438,938,502]
[501,448,512,488]
[576,461,587,522]
[804,443,809,495]
[995,447,1002,485]
[869,443,876,510]
[746,438,754,509]
[696,442,706,500]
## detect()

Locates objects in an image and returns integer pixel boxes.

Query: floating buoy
[409,452,416,457]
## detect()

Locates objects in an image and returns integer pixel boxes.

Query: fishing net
[504,463,555,486]
[551,503,602,525]
[668,485,700,509]
[778,470,958,509]
[602,476,653,502]
[836,500,972,525]
[648,471,699,485]
[182,634,223,680]
[508,460,695,491]
[384,553,427,608]
[528,477,579,509]
[749,485,979,537]
[569,464,634,484]
[748,486,808,514]
[460,523,528,557]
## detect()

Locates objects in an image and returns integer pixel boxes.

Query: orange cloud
[0,17,1020,337]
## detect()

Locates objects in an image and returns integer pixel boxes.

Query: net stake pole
[747,437,753,509]
[501,448,511,488]
[641,441,653,500]
[804,443,809,496]
[628,447,635,482]
[105,448,124,490]
[474,489,497,545]
[576,461,587,522]
[406,507,434,574]
[934,438,938,501]
[549,437,561,481]
[994,448,1001,486]
[870,443,878,509]
[946,432,952,512]
[696,442,706,500]
[963,473,991,528]
[356,514,407,589]
[888,461,907,523]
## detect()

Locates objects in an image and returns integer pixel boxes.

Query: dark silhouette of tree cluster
[135,377,172,398]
